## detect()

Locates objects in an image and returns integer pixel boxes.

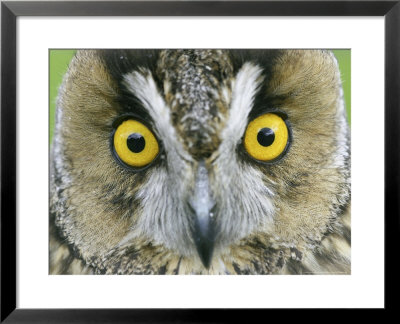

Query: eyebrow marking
[219,62,264,151]
[123,69,192,164]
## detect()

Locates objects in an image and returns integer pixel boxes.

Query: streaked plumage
[50,49,351,274]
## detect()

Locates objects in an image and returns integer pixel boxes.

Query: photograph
[49,49,351,275]
[2,0,397,319]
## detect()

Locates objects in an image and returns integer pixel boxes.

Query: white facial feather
[213,63,276,247]
[121,71,195,254]
[220,62,264,146]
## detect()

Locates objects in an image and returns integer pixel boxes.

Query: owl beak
[189,160,216,269]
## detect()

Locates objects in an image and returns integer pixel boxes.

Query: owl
[50,49,351,275]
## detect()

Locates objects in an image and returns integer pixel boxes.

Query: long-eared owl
[50,49,351,275]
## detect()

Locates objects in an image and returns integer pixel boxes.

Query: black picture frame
[1,0,399,321]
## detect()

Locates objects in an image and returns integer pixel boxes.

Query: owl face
[51,49,350,274]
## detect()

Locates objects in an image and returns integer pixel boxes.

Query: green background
[49,49,351,142]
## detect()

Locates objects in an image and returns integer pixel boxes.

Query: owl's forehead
[157,49,234,77]
[157,50,234,106]
[156,50,235,157]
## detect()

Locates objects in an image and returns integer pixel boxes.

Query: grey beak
[188,160,216,269]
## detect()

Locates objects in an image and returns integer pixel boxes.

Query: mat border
[1,1,399,321]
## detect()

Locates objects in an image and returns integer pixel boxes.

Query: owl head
[50,49,350,274]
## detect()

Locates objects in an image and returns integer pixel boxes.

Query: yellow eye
[244,113,289,162]
[113,119,159,168]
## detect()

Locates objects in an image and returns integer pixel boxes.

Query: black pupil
[127,133,145,153]
[257,128,275,147]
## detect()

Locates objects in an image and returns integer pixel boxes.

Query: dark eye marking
[257,128,275,147]
[127,133,146,153]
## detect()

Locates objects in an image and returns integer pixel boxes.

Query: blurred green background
[49,49,350,142]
